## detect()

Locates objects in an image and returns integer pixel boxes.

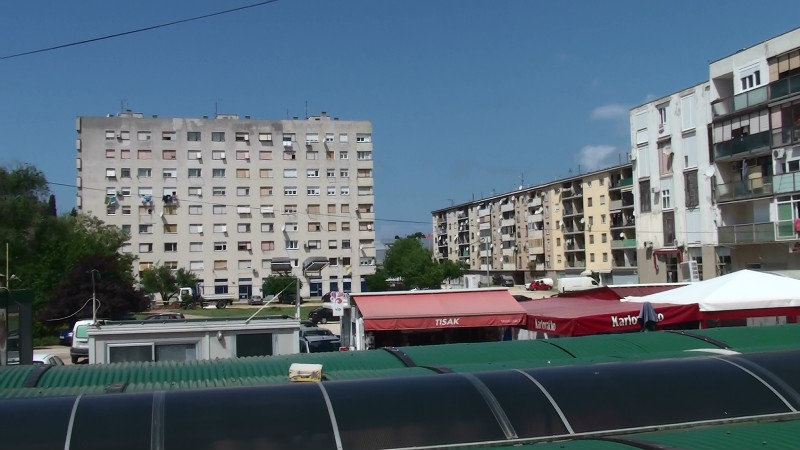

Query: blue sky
[1,1,798,244]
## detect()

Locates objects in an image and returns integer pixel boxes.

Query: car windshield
[75,325,88,339]
[307,339,340,353]
[303,329,333,337]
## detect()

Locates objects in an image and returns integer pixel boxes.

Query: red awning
[521,298,700,337]
[352,289,527,331]
[555,284,687,300]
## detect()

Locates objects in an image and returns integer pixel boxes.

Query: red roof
[520,298,700,337]
[352,289,527,331]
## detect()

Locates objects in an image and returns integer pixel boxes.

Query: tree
[364,268,388,292]
[140,265,197,305]
[39,254,147,323]
[440,259,469,281]
[262,275,301,296]
[383,237,443,289]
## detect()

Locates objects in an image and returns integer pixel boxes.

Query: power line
[0,1,280,61]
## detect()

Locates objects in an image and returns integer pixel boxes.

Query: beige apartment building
[432,164,636,285]
[76,111,376,299]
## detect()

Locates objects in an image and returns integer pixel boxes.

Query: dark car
[300,326,334,339]
[59,329,73,346]
[299,335,341,353]
[308,307,338,324]
[280,293,304,305]
[144,313,186,320]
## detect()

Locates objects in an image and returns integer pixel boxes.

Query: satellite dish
[619,232,625,238]
[704,166,716,178]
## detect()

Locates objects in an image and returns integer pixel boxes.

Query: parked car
[59,329,73,346]
[308,307,338,324]
[557,276,599,293]
[527,280,552,291]
[247,295,264,306]
[501,275,515,287]
[70,319,94,364]
[300,326,334,339]
[280,293,304,305]
[33,353,65,366]
[300,320,317,328]
[299,335,341,353]
[144,313,186,320]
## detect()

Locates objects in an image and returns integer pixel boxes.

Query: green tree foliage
[440,259,469,281]
[262,276,300,296]
[364,268,388,292]
[140,264,198,305]
[383,237,443,289]
[39,254,147,323]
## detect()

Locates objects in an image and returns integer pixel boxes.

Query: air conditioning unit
[220,154,226,159]
[773,148,786,159]
[243,135,249,141]
[116,133,122,140]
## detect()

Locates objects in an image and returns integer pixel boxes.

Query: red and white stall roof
[351,289,526,331]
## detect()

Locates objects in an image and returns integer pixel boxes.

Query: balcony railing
[714,176,773,202]
[712,85,768,118]
[611,238,637,248]
[609,199,622,210]
[713,130,771,161]
[718,222,775,244]
[771,125,800,148]
[770,73,800,101]
[774,172,800,194]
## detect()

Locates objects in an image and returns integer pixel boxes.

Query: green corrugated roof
[400,339,575,367]
[0,365,34,390]
[477,439,634,449]
[691,323,800,353]
[548,330,718,362]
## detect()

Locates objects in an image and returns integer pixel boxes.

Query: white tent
[622,269,800,312]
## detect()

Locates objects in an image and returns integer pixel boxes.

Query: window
[340,169,349,178]
[307,186,320,196]
[214,261,228,270]
[286,240,299,250]
[137,149,151,160]
[236,333,273,358]
[325,133,334,142]
[283,150,296,160]
[360,257,374,266]
[164,242,177,252]
[261,223,274,233]
[162,131,176,141]
[340,186,350,196]
[261,240,275,251]
[601,233,607,243]
[305,133,319,144]
[162,168,177,178]
[188,187,202,197]
[359,222,374,231]
[740,70,761,91]
[308,222,322,232]
[327,204,336,214]
[341,204,350,213]
[589,235,595,244]
[106,168,117,178]
[138,187,153,197]
[661,177,673,210]
[341,222,350,231]
[283,168,297,178]
[236,169,250,178]
[212,132,225,142]
[600,195,605,205]
[238,241,252,251]
[328,240,338,249]
[235,132,250,142]
[120,168,131,178]
[189,261,204,270]
[121,206,131,215]
[212,168,226,178]
[214,242,227,251]
[164,224,177,233]
[138,131,151,141]
[284,186,297,196]
[237,223,251,233]
[139,243,153,253]
[284,222,298,232]
[307,169,320,178]
[259,133,272,143]
[260,150,273,160]
[237,186,250,196]
[189,224,203,234]
[328,222,337,231]
[557,237,561,246]
[119,131,130,141]
[212,186,226,196]
[121,243,132,253]
[341,257,351,266]
[137,168,151,178]
[587,197,593,207]
[639,180,651,213]
[188,205,202,215]
[260,168,273,178]
[307,204,320,215]
[236,150,250,160]
[327,186,336,196]
[658,104,668,127]
[340,151,349,160]
[342,239,351,249]
[326,150,334,160]
[213,223,227,233]
[356,133,371,143]
[357,168,372,177]
[188,150,202,160]
[213,205,226,214]
[685,170,699,208]
[238,260,252,270]
[327,169,336,178]
[139,261,154,271]
[187,131,201,141]
[284,204,297,214]
[339,133,349,143]
[103,130,115,140]
[212,150,226,160]
[357,151,372,160]
[188,168,201,178]
[190,242,203,252]
[106,149,115,158]
[260,186,273,197]
[162,149,176,160]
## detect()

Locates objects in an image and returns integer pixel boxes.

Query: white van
[557,277,599,293]
[70,319,94,364]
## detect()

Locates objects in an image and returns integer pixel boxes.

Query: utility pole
[89,269,99,324]
[5,243,8,288]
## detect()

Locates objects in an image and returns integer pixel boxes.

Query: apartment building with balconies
[709,27,800,272]
[631,82,717,282]
[432,164,633,285]
[76,111,375,299]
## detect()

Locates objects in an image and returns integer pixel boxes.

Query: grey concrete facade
[76,111,375,298]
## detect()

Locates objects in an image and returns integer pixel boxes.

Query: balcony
[500,202,515,213]
[562,207,583,217]
[562,189,584,200]
[714,176,773,202]
[718,222,775,245]
[609,199,622,211]
[564,245,585,253]
[712,85,768,118]
[771,124,800,148]
[774,172,800,194]
[528,245,544,255]
[770,73,800,101]
[611,238,637,249]
[565,260,586,269]
[528,196,542,207]
[713,130,771,161]
[501,218,515,227]
[610,177,633,190]
[527,213,543,223]
[478,207,490,217]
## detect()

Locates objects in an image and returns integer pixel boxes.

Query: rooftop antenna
[519,172,524,190]
[119,99,127,114]
[305,101,308,119]
[215,100,218,117]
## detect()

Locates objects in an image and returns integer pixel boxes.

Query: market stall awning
[556,284,686,301]
[521,297,700,337]
[352,289,526,331]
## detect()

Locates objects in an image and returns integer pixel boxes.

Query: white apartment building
[630,82,719,282]
[76,111,376,299]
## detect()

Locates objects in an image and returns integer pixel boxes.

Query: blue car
[59,329,73,346]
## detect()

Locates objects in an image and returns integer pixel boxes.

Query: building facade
[709,27,800,272]
[76,111,376,299]
[432,164,635,285]
[630,82,718,282]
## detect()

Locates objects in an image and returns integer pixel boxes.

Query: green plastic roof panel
[548,330,718,362]
[690,323,800,353]
[0,365,35,390]
[400,340,575,368]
